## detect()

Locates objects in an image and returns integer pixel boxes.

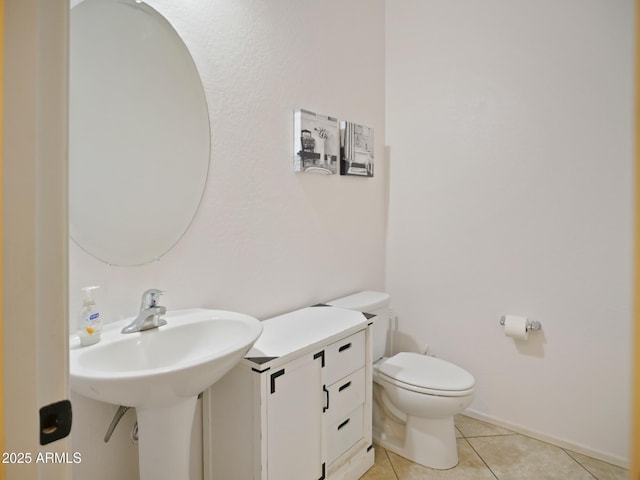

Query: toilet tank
[327,291,391,361]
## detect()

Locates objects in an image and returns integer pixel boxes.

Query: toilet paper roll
[503,315,529,341]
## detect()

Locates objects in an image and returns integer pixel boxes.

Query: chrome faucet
[121,289,167,334]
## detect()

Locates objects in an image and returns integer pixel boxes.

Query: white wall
[386,0,633,466]
[69,1,386,478]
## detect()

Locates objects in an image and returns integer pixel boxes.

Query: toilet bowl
[326,291,476,470]
[373,352,474,469]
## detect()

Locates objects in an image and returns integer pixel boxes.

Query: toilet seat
[376,352,475,397]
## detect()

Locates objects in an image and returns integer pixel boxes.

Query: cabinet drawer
[325,330,366,385]
[326,406,364,466]
[325,367,365,426]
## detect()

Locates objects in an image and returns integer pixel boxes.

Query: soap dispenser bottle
[77,286,102,346]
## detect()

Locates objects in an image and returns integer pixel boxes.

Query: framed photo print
[294,109,339,175]
[340,121,374,177]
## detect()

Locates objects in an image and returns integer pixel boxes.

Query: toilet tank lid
[327,291,390,311]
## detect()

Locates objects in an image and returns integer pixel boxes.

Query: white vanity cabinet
[204,305,374,480]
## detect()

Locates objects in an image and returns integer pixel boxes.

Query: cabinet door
[267,353,324,480]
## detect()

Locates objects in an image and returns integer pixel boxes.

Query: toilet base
[374,414,459,470]
[405,415,458,469]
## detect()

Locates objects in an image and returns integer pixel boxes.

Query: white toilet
[328,291,475,470]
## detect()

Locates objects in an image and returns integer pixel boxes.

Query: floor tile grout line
[485,428,614,478]
[458,417,630,474]
[562,448,599,480]
[464,432,615,480]
[462,437,500,480]
[382,446,400,480]
[564,447,629,474]
[458,420,628,477]
[460,433,518,439]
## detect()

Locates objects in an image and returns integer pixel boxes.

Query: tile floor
[361,415,628,480]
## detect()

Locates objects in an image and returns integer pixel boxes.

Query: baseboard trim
[462,409,629,470]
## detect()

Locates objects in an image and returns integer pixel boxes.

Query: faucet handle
[141,288,165,308]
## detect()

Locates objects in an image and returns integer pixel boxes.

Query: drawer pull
[338,342,352,352]
[338,381,352,392]
[337,418,350,431]
[323,385,329,412]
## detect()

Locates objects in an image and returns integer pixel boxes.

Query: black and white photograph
[294,109,339,174]
[340,121,374,177]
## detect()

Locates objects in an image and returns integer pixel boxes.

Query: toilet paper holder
[499,316,541,332]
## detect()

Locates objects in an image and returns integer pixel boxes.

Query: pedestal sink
[69,308,262,480]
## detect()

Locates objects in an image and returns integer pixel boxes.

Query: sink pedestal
[136,397,198,480]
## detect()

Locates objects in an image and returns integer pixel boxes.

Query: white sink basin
[70,308,263,408]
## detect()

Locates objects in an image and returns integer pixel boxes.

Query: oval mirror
[69,0,210,266]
